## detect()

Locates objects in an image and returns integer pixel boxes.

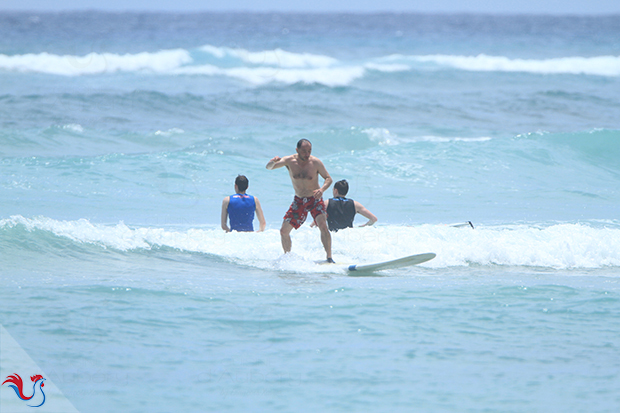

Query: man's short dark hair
[334,179,349,196]
[297,138,311,149]
[235,175,249,192]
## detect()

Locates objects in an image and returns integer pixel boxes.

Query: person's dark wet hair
[235,175,249,192]
[334,179,349,196]
[297,138,311,149]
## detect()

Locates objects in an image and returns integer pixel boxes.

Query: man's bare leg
[315,214,332,260]
[280,221,294,253]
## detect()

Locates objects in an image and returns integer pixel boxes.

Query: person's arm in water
[255,197,266,232]
[221,196,231,232]
[354,200,378,227]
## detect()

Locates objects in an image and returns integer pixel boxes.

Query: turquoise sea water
[1,12,620,412]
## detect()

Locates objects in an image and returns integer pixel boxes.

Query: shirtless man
[266,139,334,262]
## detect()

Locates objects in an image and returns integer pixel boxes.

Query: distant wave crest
[1,45,619,84]
[199,45,338,68]
[0,49,192,76]
[385,53,620,77]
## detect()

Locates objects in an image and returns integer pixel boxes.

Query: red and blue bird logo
[2,373,47,407]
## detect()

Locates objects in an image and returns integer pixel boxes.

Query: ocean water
[1,11,620,412]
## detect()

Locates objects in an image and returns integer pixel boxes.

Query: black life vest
[326,197,356,232]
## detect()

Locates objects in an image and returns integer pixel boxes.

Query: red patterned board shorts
[284,196,326,229]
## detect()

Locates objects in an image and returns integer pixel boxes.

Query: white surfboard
[347,252,436,273]
[450,221,474,229]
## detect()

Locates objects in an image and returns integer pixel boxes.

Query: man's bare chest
[288,163,316,180]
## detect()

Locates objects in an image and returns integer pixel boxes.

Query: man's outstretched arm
[266,156,288,170]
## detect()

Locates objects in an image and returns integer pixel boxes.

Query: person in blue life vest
[323,179,378,232]
[221,175,266,232]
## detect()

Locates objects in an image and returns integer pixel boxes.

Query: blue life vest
[228,194,256,231]
[326,197,356,232]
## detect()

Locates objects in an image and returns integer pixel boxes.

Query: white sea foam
[194,47,406,85]
[2,48,619,79]
[4,216,620,272]
[175,64,365,86]
[363,62,410,72]
[383,53,620,76]
[200,45,338,68]
[0,46,364,85]
[413,136,493,143]
[60,124,84,133]
[0,49,192,76]
[154,128,185,136]
[361,128,400,145]
[361,129,492,145]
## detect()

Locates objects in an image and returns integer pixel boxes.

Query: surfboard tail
[347,252,436,273]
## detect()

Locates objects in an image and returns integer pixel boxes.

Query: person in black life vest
[221,175,266,232]
[324,179,378,232]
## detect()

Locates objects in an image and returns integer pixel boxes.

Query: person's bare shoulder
[281,154,296,163]
[310,155,325,167]
[312,156,331,178]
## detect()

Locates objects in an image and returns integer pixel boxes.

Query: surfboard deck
[346,252,436,273]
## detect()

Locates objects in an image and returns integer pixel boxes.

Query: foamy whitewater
[1,12,619,413]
